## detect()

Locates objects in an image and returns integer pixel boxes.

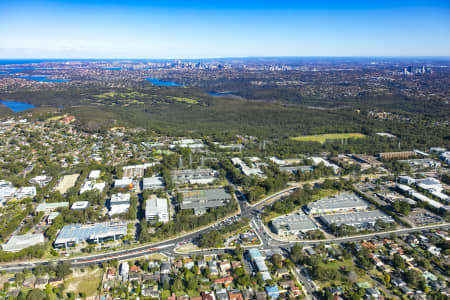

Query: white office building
[145,196,169,223]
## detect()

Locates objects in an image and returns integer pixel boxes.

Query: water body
[0,100,37,112]
[209,92,233,96]
[145,78,183,86]
[15,76,69,82]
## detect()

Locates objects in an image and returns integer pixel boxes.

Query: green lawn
[290,133,366,143]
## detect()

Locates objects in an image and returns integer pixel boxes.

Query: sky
[0,0,450,58]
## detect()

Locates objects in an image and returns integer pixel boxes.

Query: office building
[109,193,131,216]
[54,221,127,248]
[145,195,169,223]
[114,178,133,189]
[71,201,90,210]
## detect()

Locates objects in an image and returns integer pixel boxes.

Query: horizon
[1,0,450,58]
[1,56,450,61]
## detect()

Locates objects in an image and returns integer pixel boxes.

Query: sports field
[290,133,366,143]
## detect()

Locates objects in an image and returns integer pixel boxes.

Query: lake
[145,78,183,86]
[209,92,233,96]
[0,100,37,112]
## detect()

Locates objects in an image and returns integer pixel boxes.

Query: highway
[0,181,448,272]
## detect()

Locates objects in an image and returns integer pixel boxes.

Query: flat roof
[36,202,69,212]
[55,222,127,244]
[181,188,231,210]
[272,213,317,232]
[306,192,368,212]
[146,196,168,214]
[71,201,90,210]
[320,210,394,227]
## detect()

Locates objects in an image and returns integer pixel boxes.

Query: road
[0,181,448,272]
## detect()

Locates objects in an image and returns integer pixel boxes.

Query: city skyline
[1,0,450,58]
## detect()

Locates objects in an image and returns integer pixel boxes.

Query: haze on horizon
[1,0,450,59]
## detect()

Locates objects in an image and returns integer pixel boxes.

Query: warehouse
[145,195,169,223]
[142,176,165,190]
[320,210,394,229]
[171,168,218,185]
[54,222,127,248]
[305,193,369,215]
[180,188,232,215]
[2,233,45,252]
[271,213,318,236]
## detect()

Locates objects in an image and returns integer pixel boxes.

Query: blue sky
[1,0,449,58]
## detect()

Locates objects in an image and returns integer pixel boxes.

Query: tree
[272,254,283,269]
[172,278,184,292]
[56,262,72,279]
[393,253,405,270]
[384,273,391,286]
[234,244,244,259]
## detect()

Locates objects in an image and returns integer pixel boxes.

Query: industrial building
[2,233,45,252]
[320,210,394,229]
[305,193,369,215]
[271,213,318,236]
[54,221,127,248]
[180,188,232,215]
[109,193,131,216]
[171,168,218,185]
[145,195,169,223]
[142,176,165,190]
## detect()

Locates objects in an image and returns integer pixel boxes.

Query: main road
[0,179,448,272]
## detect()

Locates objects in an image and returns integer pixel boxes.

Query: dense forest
[1,84,448,151]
